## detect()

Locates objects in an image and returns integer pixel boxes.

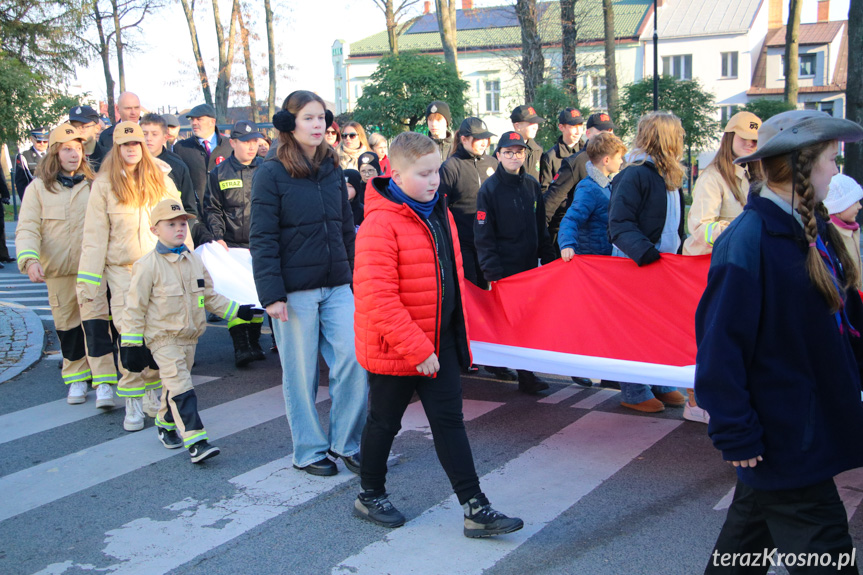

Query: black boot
[517,370,549,395]
[229,325,256,367]
[248,321,266,361]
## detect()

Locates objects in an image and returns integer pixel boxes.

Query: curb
[0,301,46,383]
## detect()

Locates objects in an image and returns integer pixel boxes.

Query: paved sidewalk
[0,302,45,383]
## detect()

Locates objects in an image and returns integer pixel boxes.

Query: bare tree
[236,8,258,122]
[515,0,544,102]
[179,0,213,106]
[212,0,241,122]
[372,0,420,54]
[784,0,802,106]
[846,0,863,190]
[602,0,618,118]
[264,0,276,118]
[560,0,578,98]
[92,2,116,119]
[434,0,458,70]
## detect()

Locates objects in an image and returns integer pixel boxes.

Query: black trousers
[705,478,857,574]
[460,244,487,290]
[360,338,481,505]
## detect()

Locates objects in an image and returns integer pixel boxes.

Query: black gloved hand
[237,304,254,321]
[121,346,151,373]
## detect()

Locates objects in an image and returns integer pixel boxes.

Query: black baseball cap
[510,105,545,124]
[186,104,216,119]
[426,101,452,125]
[558,108,584,126]
[586,112,615,131]
[496,131,529,149]
[230,120,264,141]
[459,117,495,139]
[68,105,100,124]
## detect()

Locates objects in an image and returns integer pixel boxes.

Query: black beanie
[358,151,382,175]
[344,169,364,195]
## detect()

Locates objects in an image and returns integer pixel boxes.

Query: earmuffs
[272,90,334,132]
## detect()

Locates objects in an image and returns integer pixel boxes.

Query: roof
[656,0,762,39]
[347,0,652,58]
[764,20,845,47]
[748,23,847,96]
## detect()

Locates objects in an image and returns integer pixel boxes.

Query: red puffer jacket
[354,178,472,376]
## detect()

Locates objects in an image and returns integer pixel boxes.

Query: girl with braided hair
[695,111,863,574]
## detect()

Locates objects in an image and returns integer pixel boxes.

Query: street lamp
[653,0,658,111]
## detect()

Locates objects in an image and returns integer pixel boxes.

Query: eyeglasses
[343,133,359,139]
[500,149,526,159]
[326,130,337,135]
[36,140,48,144]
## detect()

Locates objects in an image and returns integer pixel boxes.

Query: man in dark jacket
[68,105,107,172]
[173,103,232,229]
[14,126,49,200]
[544,112,616,245]
[508,105,545,182]
[426,101,454,161]
[539,108,584,193]
[204,120,266,366]
[98,92,141,149]
[476,132,555,394]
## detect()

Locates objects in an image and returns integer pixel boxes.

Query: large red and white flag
[463,254,712,388]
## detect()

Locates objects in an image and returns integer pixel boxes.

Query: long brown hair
[708,132,764,205]
[34,140,95,191]
[761,141,855,312]
[97,143,167,208]
[276,91,339,179]
[630,111,685,191]
[340,121,370,151]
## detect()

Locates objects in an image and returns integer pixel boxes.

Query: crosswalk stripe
[572,388,618,409]
[713,485,735,511]
[538,385,584,404]
[38,315,54,321]
[334,412,681,575]
[0,296,48,301]
[0,375,220,446]
[836,468,863,520]
[0,289,47,294]
[32,396,506,574]
[0,384,304,522]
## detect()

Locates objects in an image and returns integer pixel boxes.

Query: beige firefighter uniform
[77,160,192,398]
[119,247,241,446]
[682,164,750,256]
[15,177,117,386]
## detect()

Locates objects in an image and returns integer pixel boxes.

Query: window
[721,52,738,79]
[485,79,500,113]
[719,105,735,124]
[662,55,692,80]
[590,75,607,109]
[781,54,818,78]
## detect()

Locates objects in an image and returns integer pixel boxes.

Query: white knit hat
[824,173,863,215]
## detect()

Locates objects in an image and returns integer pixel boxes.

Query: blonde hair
[708,132,763,206]
[367,133,387,149]
[34,140,95,190]
[586,132,627,163]
[276,90,339,179]
[389,132,438,171]
[761,141,856,312]
[98,143,167,208]
[630,111,686,191]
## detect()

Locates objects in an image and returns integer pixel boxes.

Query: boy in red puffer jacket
[352,131,523,539]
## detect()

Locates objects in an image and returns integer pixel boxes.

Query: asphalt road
[1,262,862,574]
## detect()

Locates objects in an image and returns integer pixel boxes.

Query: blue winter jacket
[557,166,612,255]
[695,190,863,491]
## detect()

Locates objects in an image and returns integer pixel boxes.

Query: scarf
[830,214,860,232]
[388,179,438,219]
[338,143,366,169]
[814,234,860,337]
[156,241,188,255]
[57,174,85,188]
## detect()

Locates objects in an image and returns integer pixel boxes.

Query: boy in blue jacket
[558,132,626,260]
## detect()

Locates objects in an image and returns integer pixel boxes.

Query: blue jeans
[271,284,368,468]
[619,382,678,405]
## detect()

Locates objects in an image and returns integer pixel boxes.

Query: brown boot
[654,390,686,406]
[620,398,665,413]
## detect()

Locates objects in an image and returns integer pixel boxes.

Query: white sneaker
[123,397,145,431]
[142,388,161,418]
[66,381,88,405]
[683,402,710,424]
[95,384,115,409]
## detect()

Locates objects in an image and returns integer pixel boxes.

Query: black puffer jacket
[474,164,555,281]
[204,154,261,248]
[250,155,355,307]
[439,145,498,249]
[539,137,580,192]
[607,161,685,266]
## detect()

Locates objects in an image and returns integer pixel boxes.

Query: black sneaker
[157,427,183,449]
[517,371,549,395]
[463,494,524,538]
[353,493,406,528]
[571,376,593,388]
[189,440,220,463]
[485,366,518,381]
[329,450,361,475]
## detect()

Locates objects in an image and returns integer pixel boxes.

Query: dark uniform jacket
[539,137,580,192]
[523,138,544,182]
[204,154,261,248]
[249,156,355,308]
[432,133,454,162]
[87,141,107,173]
[474,163,555,282]
[173,133,233,216]
[97,125,115,149]
[157,148,211,245]
[14,148,42,199]
[438,145,498,252]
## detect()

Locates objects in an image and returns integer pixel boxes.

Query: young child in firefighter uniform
[118,199,254,463]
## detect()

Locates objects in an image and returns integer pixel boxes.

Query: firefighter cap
[150,198,196,226]
[113,121,146,145]
[49,124,86,147]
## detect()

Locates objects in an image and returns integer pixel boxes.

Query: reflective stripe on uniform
[222,301,239,321]
[120,333,144,346]
[145,380,162,391]
[91,373,118,385]
[704,222,721,247]
[184,431,208,447]
[77,271,102,285]
[62,369,92,384]
[115,386,146,398]
[155,416,177,430]
[16,250,39,264]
